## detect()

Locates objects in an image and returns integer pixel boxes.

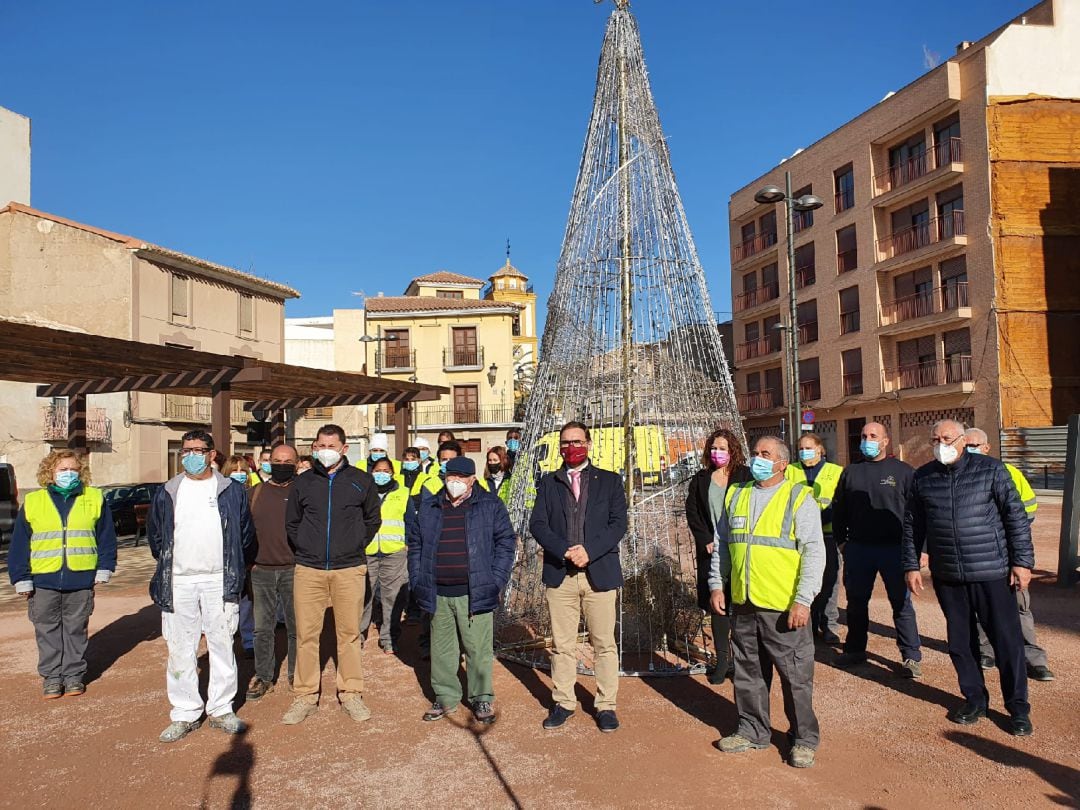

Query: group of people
[8,415,1049,762]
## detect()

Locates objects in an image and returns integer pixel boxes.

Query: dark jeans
[250,565,296,684]
[935,577,1030,716]
[730,604,819,749]
[811,533,840,635]
[28,587,94,685]
[843,542,922,661]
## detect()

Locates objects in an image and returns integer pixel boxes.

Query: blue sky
[3,0,1023,322]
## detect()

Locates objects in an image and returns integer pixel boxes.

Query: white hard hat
[414,437,431,449]
[370,432,389,451]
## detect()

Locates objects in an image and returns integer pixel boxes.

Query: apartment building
[729,0,1080,465]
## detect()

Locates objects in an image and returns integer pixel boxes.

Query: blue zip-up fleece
[8,483,118,593]
[147,472,256,612]
[286,458,382,570]
[406,486,516,615]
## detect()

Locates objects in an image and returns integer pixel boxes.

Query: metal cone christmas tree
[496,1,744,675]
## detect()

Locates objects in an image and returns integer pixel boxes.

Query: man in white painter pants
[148,429,256,743]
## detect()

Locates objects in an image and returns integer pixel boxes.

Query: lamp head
[754,185,785,204]
[793,194,825,212]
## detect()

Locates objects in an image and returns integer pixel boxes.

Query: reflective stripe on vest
[367,486,410,555]
[785,461,842,533]
[723,480,810,612]
[1005,463,1038,517]
[24,487,103,574]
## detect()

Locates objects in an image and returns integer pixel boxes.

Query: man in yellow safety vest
[361,457,413,654]
[710,435,825,769]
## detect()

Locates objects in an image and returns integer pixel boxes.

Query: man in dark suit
[529,421,628,733]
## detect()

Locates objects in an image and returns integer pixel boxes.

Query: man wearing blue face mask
[414,437,434,474]
[505,428,522,472]
[832,422,922,678]
[710,436,824,768]
[400,446,426,494]
[360,457,413,654]
[356,433,402,479]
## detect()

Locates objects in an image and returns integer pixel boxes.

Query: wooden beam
[393,402,412,452]
[35,366,270,398]
[211,383,232,456]
[245,392,417,412]
[271,410,287,445]
[67,394,87,451]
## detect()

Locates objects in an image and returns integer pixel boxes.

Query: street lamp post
[359,329,399,430]
[754,171,823,448]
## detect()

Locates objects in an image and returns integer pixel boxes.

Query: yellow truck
[534,425,668,485]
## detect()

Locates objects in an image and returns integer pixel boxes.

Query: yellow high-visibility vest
[785,461,842,533]
[1004,463,1038,520]
[24,487,103,574]
[723,480,811,612]
[366,485,410,556]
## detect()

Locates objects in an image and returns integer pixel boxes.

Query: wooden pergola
[0,319,446,453]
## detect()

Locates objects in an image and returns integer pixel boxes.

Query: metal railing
[876,211,965,260]
[732,282,780,313]
[834,188,854,213]
[737,390,778,412]
[880,282,969,325]
[792,210,813,233]
[410,403,517,427]
[42,405,111,443]
[376,348,416,372]
[843,372,864,396]
[734,335,782,362]
[840,310,860,335]
[442,346,485,369]
[837,249,858,273]
[162,395,248,424]
[799,379,821,402]
[934,136,963,169]
[875,137,963,194]
[797,320,818,344]
[732,231,778,262]
[795,264,816,289]
[883,354,973,391]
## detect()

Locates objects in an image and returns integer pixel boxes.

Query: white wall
[0,106,31,206]
[285,318,335,370]
[986,0,1080,99]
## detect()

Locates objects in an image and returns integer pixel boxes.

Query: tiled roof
[0,202,300,299]
[491,260,527,279]
[366,296,522,313]
[411,271,485,286]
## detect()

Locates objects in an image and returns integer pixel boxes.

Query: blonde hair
[37,450,91,488]
[221,454,250,477]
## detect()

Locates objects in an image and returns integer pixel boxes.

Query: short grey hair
[964,427,988,445]
[755,435,790,463]
[932,419,967,437]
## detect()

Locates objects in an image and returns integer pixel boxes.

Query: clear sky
[3,0,1024,323]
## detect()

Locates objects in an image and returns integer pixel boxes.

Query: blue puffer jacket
[406,486,516,615]
[902,451,1033,583]
[148,471,256,612]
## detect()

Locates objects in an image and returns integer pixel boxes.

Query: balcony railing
[797,320,818,344]
[840,311,860,335]
[734,335,782,362]
[835,188,855,213]
[837,249,858,273]
[880,282,969,326]
[733,231,778,262]
[737,390,778,412]
[799,379,821,402]
[876,211,965,261]
[792,210,813,234]
[933,136,963,169]
[884,354,973,391]
[732,282,780,313]
[409,404,517,427]
[875,137,963,194]
[443,346,485,370]
[42,405,111,443]
[795,264,816,289]
[162,395,248,424]
[843,372,864,396]
[376,348,416,372]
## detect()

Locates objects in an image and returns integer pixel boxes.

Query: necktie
[569,470,581,501]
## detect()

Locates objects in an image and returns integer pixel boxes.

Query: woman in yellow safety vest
[7,451,117,699]
[361,457,413,653]
[785,432,844,644]
[484,446,512,503]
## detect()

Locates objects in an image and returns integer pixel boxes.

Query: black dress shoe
[979,654,995,670]
[1010,714,1033,736]
[1027,664,1055,682]
[596,710,619,733]
[948,702,987,725]
[706,666,726,685]
[543,705,575,729]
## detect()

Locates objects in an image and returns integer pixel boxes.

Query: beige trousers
[546,572,619,711]
[293,564,366,703]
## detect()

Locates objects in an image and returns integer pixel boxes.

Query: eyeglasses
[181,447,211,456]
[560,440,587,448]
[929,436,961,445]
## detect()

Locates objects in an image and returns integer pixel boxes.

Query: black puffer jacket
[902,451,1033,583]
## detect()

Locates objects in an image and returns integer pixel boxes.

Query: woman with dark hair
[685,427,751,684]
[485,446,512,502]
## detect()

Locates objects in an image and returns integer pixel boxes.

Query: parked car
[0,463,17,549]
[101,483,163,538]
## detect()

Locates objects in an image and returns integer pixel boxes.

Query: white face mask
[315,448,342,468]
[445,479,469,499]
[934,442,959,465]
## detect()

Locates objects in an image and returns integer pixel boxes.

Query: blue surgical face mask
[750,456,776,481]
[506,439,521,453]
[230,471,249,483]
[440,460,448,475]
[966,446,983,455]
[419,450,430,462]
[55,470,80,489]
[183,452,208,476]
[260,461,272,474]
[373,471,393,486]
[402,460,420,472]
[860,440,881,459]
[370,450,387,461]
[799,448,818,464]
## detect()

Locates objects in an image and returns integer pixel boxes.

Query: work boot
[716,734,768,753]
[342,696,372,722]
[246,677,273,701]
[42,682,63,700]
[63,681,85,697]
[789,745,816,768]
[282,698,318,725]
[159,719,202,743]
[209,712,246,735]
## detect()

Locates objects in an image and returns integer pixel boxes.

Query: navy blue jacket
[529,465,628,591]
[8,484,118,592]
[406,485,515,614]
[148,472,256,612]
[902,451,1033,584]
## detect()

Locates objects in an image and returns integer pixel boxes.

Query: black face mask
[270,463,296,484]
[487,463,502,474]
